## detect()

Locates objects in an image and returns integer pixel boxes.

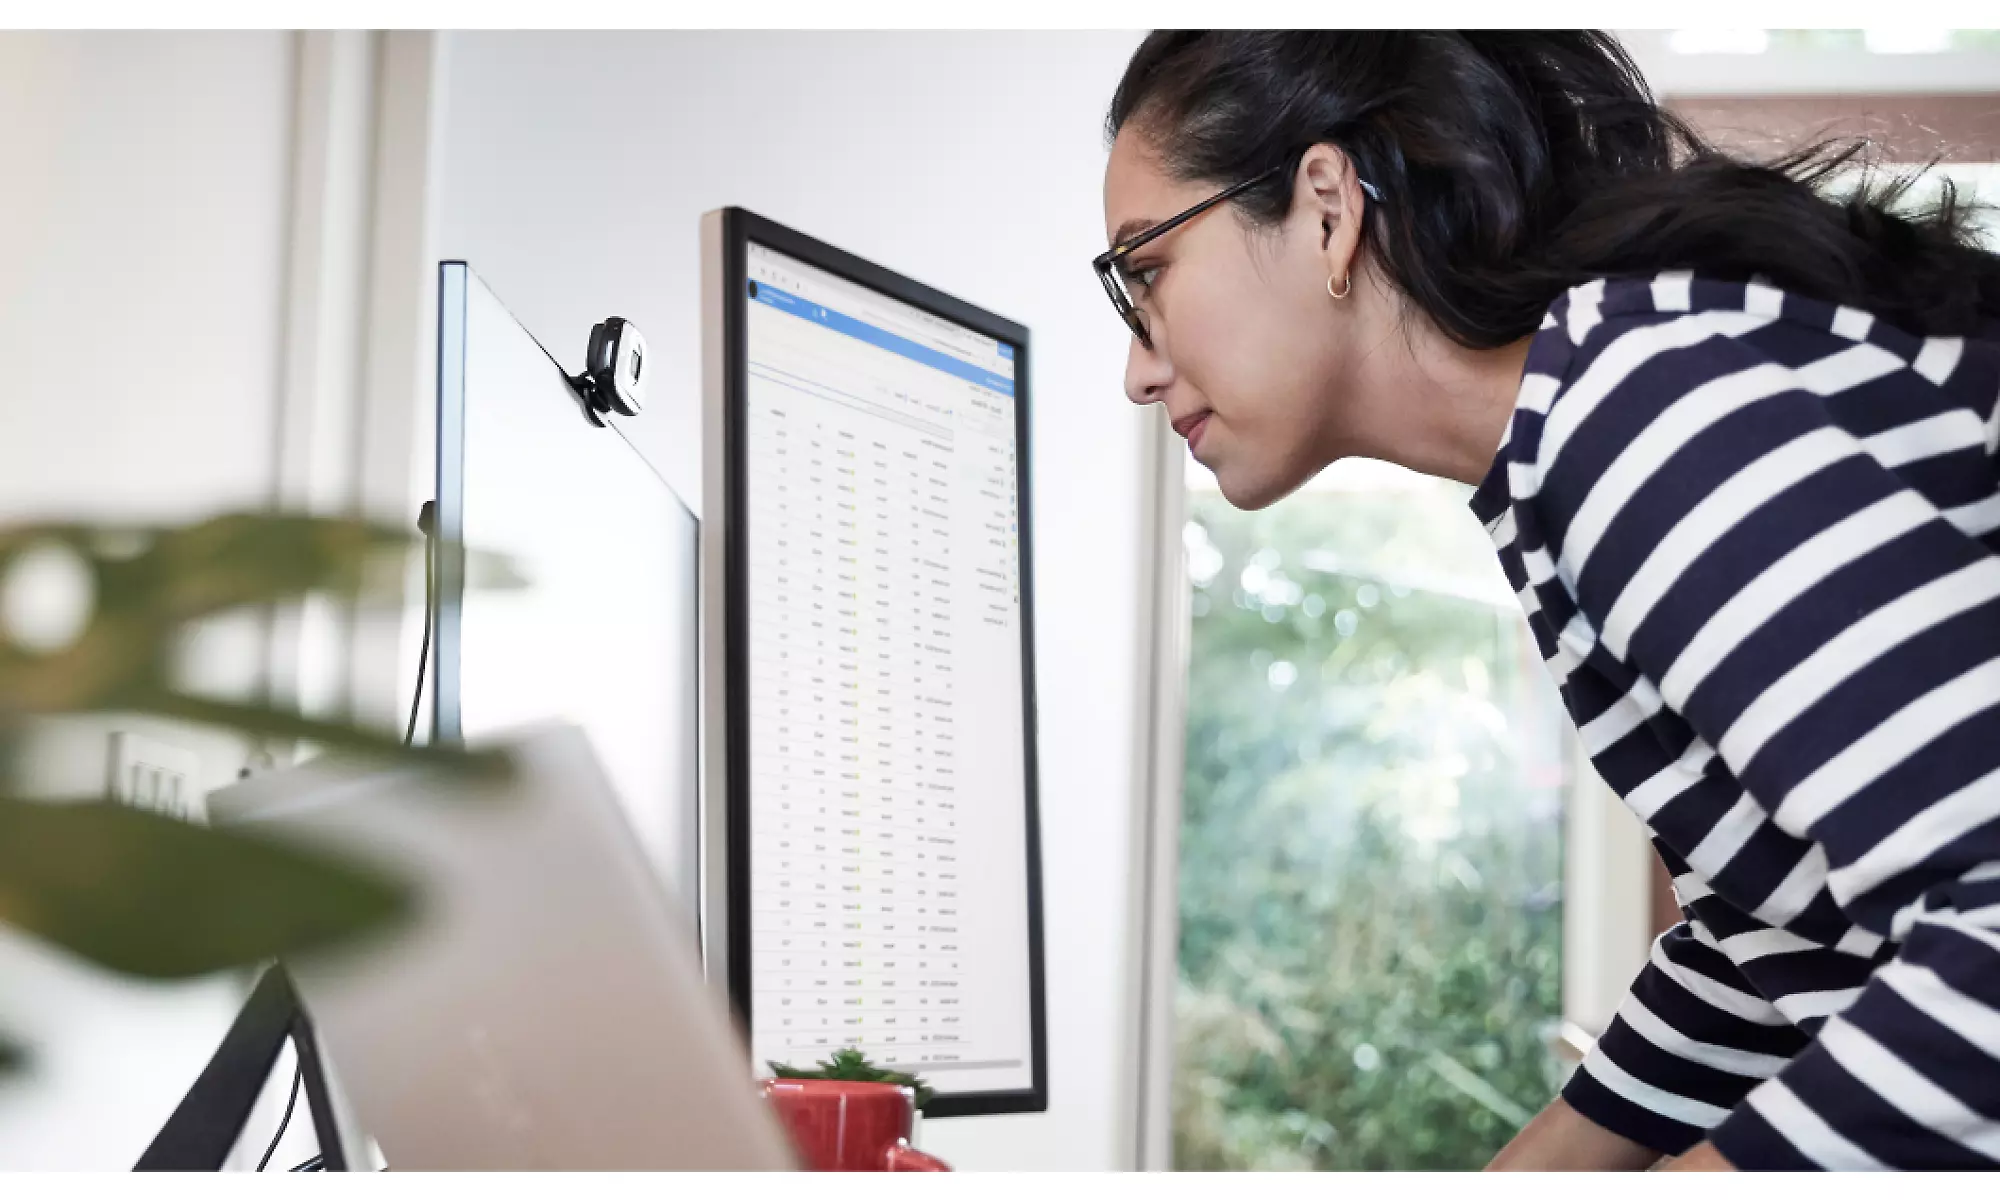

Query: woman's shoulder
[1472,272,2000,531]
[1479,272,2000,539]
[1538,272,1964,370]
[1528,274,1984,382]
[1520,273,2000,430]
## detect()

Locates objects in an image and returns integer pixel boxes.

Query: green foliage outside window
[1172,474,1569,1170]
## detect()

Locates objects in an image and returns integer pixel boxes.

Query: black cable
[254,1061,301,1171]
[258,506,435,1174]
[405,515,435,746]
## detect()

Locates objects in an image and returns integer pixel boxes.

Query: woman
[1098,31,2000,1171]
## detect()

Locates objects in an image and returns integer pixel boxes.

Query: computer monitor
[210,725,797,1170]
[433,261,702,925]
[699,210,1046,1117]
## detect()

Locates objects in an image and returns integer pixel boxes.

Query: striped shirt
[1469,273,2000,1170]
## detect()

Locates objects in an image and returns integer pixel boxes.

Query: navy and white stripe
[1470,272,2000,1169]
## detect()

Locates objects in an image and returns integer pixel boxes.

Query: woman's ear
[1298,143,1364,280]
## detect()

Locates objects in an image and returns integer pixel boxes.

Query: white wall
[0,31,299,1169]
[436,30,1150,1170]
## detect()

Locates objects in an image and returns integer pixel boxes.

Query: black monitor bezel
[714,208,1048,1119]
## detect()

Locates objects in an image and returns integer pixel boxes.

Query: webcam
[569,317,647,424]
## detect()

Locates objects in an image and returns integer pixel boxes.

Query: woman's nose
[1124,335,1173,406]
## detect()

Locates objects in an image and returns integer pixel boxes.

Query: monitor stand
[134,966,349,1171]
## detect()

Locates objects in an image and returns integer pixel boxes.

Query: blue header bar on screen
[748,282,1015,397]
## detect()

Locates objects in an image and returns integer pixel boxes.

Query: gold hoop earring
[1327,273,1351,300]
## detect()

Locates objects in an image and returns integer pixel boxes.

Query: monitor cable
[254,499,436,1172]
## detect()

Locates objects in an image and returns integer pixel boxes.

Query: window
[1170,459,1572,1170]
[1668,29,2000,55]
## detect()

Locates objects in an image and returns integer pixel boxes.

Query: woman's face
[1102,130,1384,509]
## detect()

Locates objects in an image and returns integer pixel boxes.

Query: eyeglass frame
[1093,162,1382,349]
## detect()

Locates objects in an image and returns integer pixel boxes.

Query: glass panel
[1667,28,1773,55]
[1765,29,1867,52]
[1172,462,1569,1170]
[1673,29,2000,54]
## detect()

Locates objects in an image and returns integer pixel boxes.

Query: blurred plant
[1173,483,1567,1171]
[767,1047,935,1110]
[0,511,519,1078]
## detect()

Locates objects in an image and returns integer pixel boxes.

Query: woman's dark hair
[1107,31,2000,348]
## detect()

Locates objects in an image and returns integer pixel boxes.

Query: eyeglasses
[1094,164,1382,349]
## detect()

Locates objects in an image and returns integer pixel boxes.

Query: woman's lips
[1173,411,1212,451]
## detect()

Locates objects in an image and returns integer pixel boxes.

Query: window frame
[1126,412,1191,1170]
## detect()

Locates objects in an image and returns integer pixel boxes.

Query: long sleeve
[1709,872,2000,1168]
[1564,918,1810,1155]
[1483,278,2000,1168]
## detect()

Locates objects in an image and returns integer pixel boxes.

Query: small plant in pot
[766,1047,935,1111]
[761,1049,947,1171]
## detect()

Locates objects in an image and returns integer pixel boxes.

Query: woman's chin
[1213,467,1288,512]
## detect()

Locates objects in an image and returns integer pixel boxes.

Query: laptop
[210,723,796,1171]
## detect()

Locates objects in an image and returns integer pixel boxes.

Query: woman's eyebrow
[1111,217,1157,248]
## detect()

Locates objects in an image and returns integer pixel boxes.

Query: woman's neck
[1366,329,1534,488]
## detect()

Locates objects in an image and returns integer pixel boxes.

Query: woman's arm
[1487,1096,1664,1171]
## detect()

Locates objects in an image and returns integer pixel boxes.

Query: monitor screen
[702,211,1045,1116]
[434,262,701,925]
